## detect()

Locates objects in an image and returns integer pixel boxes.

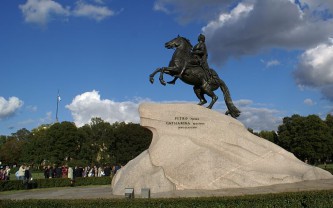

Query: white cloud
[26,105,38,112]
[214,99,283,131]
[66,91,283,131]
[294,43,333,87]
[153,2,170,14]
[155,0,333,106]
[66,90,146,127]
[0,97,24,119]
[235,99,253,107]
[301,0,333,15]
[321,86,333,102]
[94,0,106,4]
[202,0,333,65]
[266,60,280,68]
[294,42,333,101]
[203,2,254,35]
[19,0,115,26]
[73,1,115,21]
[237,103,283,131]
[304,98,315,106]
[155,0,333,65]
[154,0,234,24]
[261,59,280,68]
[19,0,70,26]
[39,111,53,123]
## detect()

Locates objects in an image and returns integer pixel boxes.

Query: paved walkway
[0,179,333,200]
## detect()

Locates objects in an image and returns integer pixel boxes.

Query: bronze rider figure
[168,34,212,84]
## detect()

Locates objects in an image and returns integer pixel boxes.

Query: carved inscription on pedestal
[165,116,205,129]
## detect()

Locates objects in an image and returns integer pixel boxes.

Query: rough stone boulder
[111,103,333,195]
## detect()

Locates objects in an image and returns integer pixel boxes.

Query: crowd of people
[42,164,121,179]
[15,164,32,181]
[0,163,122,182]
[0,165,11,180]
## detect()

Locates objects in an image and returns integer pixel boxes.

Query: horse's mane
[180,36,193,49]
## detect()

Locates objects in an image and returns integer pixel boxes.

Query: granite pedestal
[111,103,333,196]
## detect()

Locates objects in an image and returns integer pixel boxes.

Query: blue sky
[1,0,333,135]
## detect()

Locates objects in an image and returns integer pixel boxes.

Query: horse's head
[165,35,192,50]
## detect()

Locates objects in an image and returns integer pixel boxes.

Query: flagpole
[56,90,59,123]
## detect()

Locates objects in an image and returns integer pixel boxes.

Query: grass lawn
[317,163,333,174]
[318,163,333,169]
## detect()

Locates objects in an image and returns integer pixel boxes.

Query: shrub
[74,176,111,186]
[0,180,23,192]
[325,168,333,174]
[0,190,333,208]
[0,176,112,192]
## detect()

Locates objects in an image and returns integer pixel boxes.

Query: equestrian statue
[149,34,241,118]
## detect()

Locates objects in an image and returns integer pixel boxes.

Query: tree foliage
[77,118,115,164]
[1,114,332,166]
[45,121,80,163]
[21,125,49,165]
[0,129,30,165]
[278,114,333,164]
[111,122,152,165]
[0,137,25,164]
[258,130,278,143]
[1,118,152,166]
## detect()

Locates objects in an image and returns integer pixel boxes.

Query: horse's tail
[218,79,241,118]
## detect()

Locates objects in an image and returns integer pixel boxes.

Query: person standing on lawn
[18,164,26,180]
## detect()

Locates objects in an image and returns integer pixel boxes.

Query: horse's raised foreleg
[149,68,163,84]
[159,67,167,86]
[150,66,178,86]
[158,66,178,86]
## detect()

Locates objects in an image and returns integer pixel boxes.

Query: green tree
[278,114,333,164]
[0,135,7,149]
[247,128,259,136]
[0,137,24,164]
[325,114,333,161]
[45,122,80,164]
[111,122,152,165]
[11,128,31,141]
[4,118,152,167]
[325,114,333,129]
[0,128,30,164]
[76,124,95,164]
[77,118,115,165]
[258,130,278,143]
[20,125,50,166]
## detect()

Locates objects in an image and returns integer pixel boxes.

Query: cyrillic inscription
[166,117,205,129]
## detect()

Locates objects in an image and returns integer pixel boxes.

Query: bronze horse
[149,35,240,118]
